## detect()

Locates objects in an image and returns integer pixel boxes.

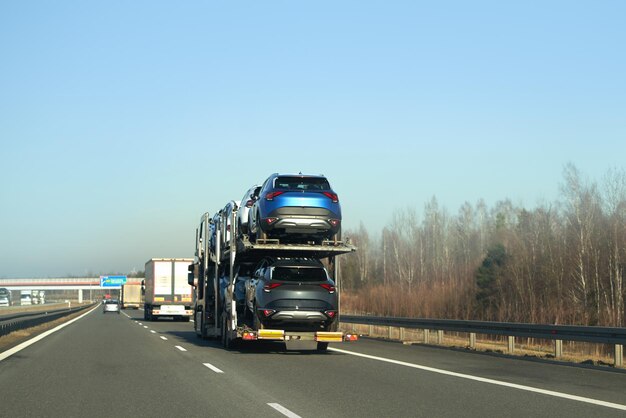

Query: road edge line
[329,347,626,411]
[0,305,99,362]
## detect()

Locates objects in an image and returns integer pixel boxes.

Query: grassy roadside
[0,304,95,353]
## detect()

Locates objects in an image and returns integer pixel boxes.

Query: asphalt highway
[1,306,625,418]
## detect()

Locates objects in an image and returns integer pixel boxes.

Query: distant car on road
[20,293,32,306]
[103,299,121,314]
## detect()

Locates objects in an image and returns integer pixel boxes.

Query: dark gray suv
[245,258,338,332]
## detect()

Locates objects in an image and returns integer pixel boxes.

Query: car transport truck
[188,204,358,351]
[144,258,194,321]
[121,283,142,309]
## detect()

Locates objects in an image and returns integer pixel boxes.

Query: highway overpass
[0,278,143,302]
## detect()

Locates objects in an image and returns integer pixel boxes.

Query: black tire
[317,342,329,352]
[194,312,201,337]
[221,312,237,349]
[252,305,262,331]
[221,313,228,348]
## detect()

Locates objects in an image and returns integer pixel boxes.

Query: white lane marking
[160,336,168,341]
[175,345,187,352]
[203,362,224,374]
[0,305,99,362]
[138,322,143,326]
[150,330,156,334]
[143,326,148,329]
[267,403,301,418]
[329,348,626,411]
[122,312,131,318]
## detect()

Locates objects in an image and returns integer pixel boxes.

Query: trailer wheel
[221,312,238,349]
[317,342,329,352]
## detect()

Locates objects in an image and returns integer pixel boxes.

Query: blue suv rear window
[274,177,330,191]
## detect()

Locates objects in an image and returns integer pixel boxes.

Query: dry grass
[0,305,92,352]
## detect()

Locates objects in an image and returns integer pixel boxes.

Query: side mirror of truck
[188,264,199,286]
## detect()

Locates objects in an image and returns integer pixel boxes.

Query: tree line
[340,164,626,327]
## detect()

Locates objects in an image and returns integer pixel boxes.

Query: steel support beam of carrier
[226,239,357,263]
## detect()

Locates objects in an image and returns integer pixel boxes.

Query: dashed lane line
[203,363,224,374]
[267,403,301,418]
[175,345,187,352]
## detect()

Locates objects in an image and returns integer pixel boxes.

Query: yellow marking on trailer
[316,332,344,342]
[258,329,285,340]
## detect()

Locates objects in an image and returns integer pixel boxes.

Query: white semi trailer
[144,258,194,321]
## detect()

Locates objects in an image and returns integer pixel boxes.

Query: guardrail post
[437,330,444,344]
[388,326,393,340]
[399,327,405,342]
[554,340,563,359]
[369,324,373,336]
[507,336,515,354]
[424,329,429,344]
[615,344,624,368]
[469,333,476,349]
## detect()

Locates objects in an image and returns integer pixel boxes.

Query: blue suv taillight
[322,192,339,202]
[266,191,285,200]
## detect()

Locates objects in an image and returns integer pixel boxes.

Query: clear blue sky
[1,1,625,278]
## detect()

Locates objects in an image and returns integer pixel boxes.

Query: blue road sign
[100,275,127,287]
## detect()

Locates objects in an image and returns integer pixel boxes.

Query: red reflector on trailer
[242,332,257,341]
[344,334,359,342]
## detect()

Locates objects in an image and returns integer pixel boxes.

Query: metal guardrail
[340,315,625,367]
[0,303,96,337]
[0,303,71,322]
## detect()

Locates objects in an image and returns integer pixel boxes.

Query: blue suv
[248,173,342,243]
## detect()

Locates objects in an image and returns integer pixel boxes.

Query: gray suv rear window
[272,267,327,282]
